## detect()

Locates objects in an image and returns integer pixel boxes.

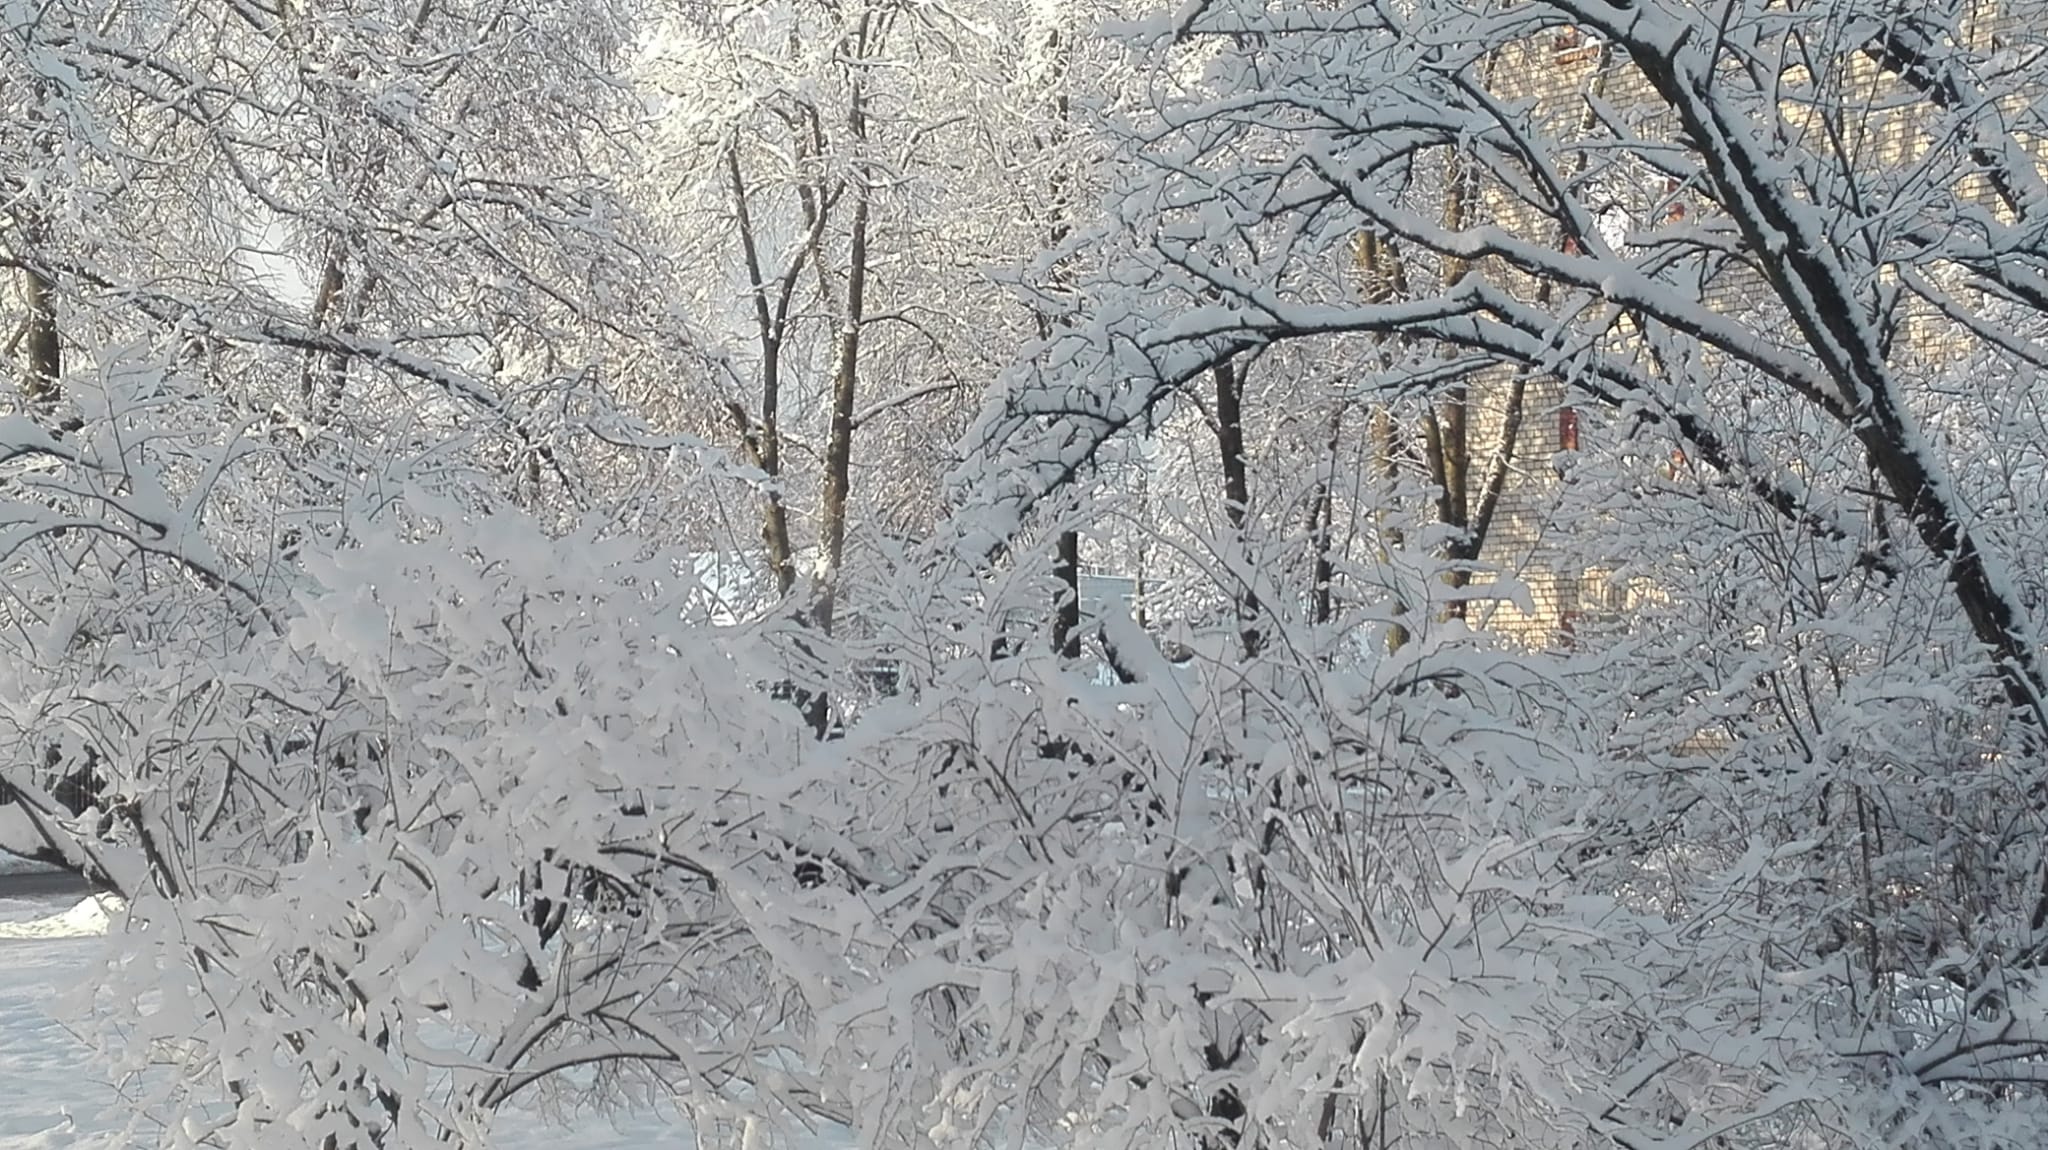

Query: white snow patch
[0,900,133,1146]
[0,899,852,1148]
[0,895,122,940]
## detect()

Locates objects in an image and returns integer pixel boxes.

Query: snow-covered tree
[952,0,2048,1145]
[17,1,2048,1148]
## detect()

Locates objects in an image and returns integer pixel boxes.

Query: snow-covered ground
[0,892,130,1148]
[0,893,728,1148]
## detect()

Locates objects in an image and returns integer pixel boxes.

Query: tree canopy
[6,1,2048,1148]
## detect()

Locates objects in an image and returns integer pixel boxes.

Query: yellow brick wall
[1430,6,2036,647]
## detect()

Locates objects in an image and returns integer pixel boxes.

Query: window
[1553,26,1600,64]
